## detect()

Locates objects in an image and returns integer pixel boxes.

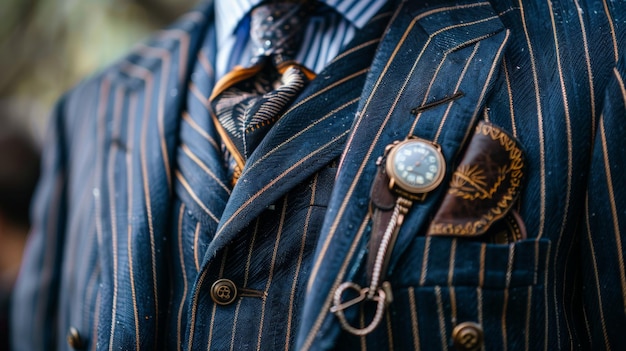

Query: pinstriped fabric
[298,0,626,350]
[10,0,626,350]
[11,4,211,350]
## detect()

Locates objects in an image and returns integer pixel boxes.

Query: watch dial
[386,139,445,194]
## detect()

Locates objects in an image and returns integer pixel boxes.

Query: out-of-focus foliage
[0,0,197,140]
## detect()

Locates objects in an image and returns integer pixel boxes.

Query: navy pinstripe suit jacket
[11,0,626,350]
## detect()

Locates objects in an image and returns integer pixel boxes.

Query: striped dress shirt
[214,0,388,77]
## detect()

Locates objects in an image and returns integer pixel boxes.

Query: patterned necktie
[210,1,317,183]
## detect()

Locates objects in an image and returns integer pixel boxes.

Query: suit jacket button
[210,279,238,305]
[67,327,85,349]
[452,322,483,351]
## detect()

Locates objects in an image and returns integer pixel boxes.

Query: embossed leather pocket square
[427,121,526,243]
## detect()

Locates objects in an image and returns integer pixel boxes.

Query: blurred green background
[0,0,198,141]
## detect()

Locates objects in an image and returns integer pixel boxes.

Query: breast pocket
[387,237,551,350]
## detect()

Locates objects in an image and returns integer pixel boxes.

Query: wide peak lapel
[206,6,395,253]
[298,1,510,348]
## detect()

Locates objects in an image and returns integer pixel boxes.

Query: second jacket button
[210,279,238,305]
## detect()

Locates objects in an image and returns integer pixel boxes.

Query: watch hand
[414,153,428,167]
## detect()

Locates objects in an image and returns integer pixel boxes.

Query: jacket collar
[202,2,395,260]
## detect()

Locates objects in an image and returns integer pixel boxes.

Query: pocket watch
[384,137,446,200]
[331,136,446,336]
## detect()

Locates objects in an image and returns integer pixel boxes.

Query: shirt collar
[215,0,388,45]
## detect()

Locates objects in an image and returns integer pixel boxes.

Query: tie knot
[250,1,317,65]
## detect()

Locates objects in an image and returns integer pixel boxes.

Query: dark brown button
[452,322,483,351]
[210,279,238,305]
[67,327,85,349]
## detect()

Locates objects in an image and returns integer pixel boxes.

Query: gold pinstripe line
[566,258,579,349]
[206,249,229,351]
[581,297,593,346]
[153,28,190,86]
[135,44,176,192]
[244,219,261,287]
[482,108,489,122]
[124,60,163,337]
[612,63,626,95]
[229,219,260,351]
[448,239,457,285]
[418,236,431,286]
[175,170,220,222]
[285,174,318,350]
[477,287,483,332]
[193,222,201,272]
[561,226,579,348]
[502,57,518,137]
[435,286,447,350]
[449,286,457,330]
[479,244,486,287]
[408,287,421,350]
[189,82,211,109]
[181,143,231,194]
[572,0,597,136]
[125,92,141,350]
[311,3,499,293]
[86,77,109,350]
[359,307,366,350]
[186,261,210,350]
[331,38,382,63]
[216,131,350,237]
[198,48,215,79]
[543,241,552,351]
[182,111,219,149]
[81,235,99,328]
[547,2,574,345]
[229,301,243,351]
[600,97,626,306]
[601,0,619,63]
[205,303,218,351]
[530,239,539,349]
[385,308,394,350]
[245,97,360,175]
[525,285,532,351]
[107,86,124,351]
[516,0,546,240]
[432,40,482,142]
[448,241,458,327]
[91,289,101,351]
[176,204,188,351]
[336,4,403,173]
[301,213,371,351]
[63,152,95,332]
[256,196,289,350]
[502,244,515,351]
[457,29,511,151]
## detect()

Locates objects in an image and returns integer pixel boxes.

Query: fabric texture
[10,0,626,350]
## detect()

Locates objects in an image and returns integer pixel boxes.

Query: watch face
[385,139,445,194]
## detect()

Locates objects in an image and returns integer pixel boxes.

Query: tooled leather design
[428,121,525,237]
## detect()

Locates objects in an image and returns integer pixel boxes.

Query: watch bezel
[385,138,446,195]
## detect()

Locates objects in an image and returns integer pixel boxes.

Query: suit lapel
[298,1,511,348]
[203,5,395,255]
